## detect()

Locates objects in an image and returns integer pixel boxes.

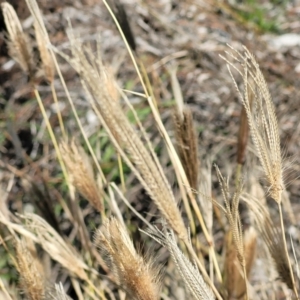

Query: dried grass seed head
[146,227,215,300]
[15,238,45,300]
[94,217,161,300]
[1,2,35,79]
[173,106,199,191]
[60,140,103,213]
[224,46,283,203]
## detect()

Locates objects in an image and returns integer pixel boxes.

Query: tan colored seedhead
[94,217,161,300]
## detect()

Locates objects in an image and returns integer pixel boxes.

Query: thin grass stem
[34,88,68,181]
[278,202,299,299]
[102,0,148,98]
[242,263,249,300]
[49,43,107,184]
[50,81,66,138]
[185,241,223,300]
[117,153,126,192]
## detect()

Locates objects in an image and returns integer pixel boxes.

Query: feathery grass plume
[173,107,199,191]
[58,37,188,241]
[223,46,298,297]
[15,238,45,300]
[224,227,256,300]
[223,46,283,203]
[145,227,215,300]
[1,2,35,79]
[94,217,161,300]
[60,140,103,213]
[22,213,90,281]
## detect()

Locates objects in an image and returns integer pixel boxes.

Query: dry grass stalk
[146,227,215,300]
[105,2,220,279]
[173,107,199,191]
[224,47,283,204]
[1,2,35,79]
[224,46,298,297]
[60,140,103,213]
[224,227,256,300]
[33,21,54,83]
[22,213,90,281]
[94,217,161,300]
[59,39,188,241]
[15,238,45,300]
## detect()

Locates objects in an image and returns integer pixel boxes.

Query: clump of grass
[0,0,299,299]
[223,46,298,297]
[59,38,189,242]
